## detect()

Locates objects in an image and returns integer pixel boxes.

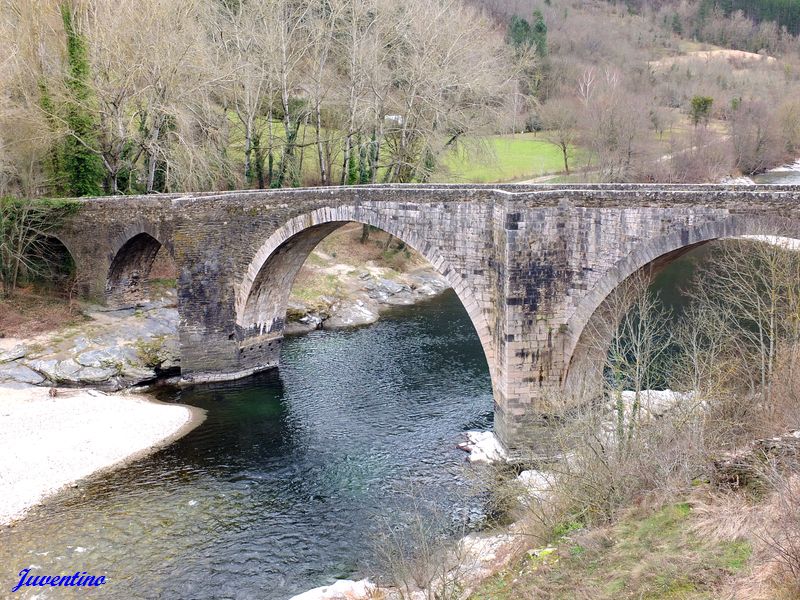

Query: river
[0,290,493,599]
[753,160,800,184]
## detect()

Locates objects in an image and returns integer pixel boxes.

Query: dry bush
[505,393,710,550]
[757,472,800,596]
[760,342,800,433]
[368,483,477,600]
[660,127,734,183]
[691,469,800,599]
[0,288,84,337]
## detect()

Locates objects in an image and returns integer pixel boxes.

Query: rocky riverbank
[286,267,449,334]
[284,223,451,333]
[0,296,180,390]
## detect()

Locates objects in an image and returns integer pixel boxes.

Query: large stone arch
[562,214,800,397]
[106,227,174,308]
[234,206,496,388]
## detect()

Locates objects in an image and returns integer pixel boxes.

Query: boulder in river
[457,431,508,464]
[323,301,379,329]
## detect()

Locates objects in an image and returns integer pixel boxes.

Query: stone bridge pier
[55,184,800,452]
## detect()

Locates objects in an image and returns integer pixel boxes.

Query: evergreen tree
[532,10,548,58]
[358,137,371,184]
[507,11,547,57]
[507,15,532,49]
[60,4,103,197]
[347,136,359,185]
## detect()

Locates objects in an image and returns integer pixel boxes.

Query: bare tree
[217,0,272,187]
[381,0,525,182]
[728,99,785,176]
[539,96,579,174]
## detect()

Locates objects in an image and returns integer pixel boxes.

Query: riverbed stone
[289,579,376,600]
[0,345,27,363]
[414,284,437,296]
[72,337,91,352]
[0,362,45,385]
[24,359,59,381]
[376,278,408,295]
[54,359,84,383]
[284,321,318,335]
[76,366,119,383]
[365,289,389,302]
[158,338,181,370]
[120,364,157,381]
[383,291,415,306]
[76,347,130,368]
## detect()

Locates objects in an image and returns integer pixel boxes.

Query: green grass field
[226,116,585,186]
[436,133,586,183]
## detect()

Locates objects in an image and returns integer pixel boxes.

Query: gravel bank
[0,385,203,526]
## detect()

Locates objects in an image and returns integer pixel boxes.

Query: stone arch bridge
[53,183,800,450]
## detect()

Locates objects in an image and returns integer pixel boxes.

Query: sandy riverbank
[0,385,203,526]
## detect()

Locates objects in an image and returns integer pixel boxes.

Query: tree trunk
[315,101,327,185]
[145,119,162,194]
[244,115,253,186]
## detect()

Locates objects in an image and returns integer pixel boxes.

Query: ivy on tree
[60,4,104,197]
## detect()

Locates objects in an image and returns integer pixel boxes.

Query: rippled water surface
[754,162,800,184]
[0,291,493,599]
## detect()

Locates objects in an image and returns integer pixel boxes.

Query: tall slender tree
[60,3,103,196]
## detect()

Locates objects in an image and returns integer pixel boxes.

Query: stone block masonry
[53,184,800,451]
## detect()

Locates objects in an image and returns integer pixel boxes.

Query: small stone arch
[235,206,496,385]
[21,233,79,295]
[562,214,800,396]
[106,230,173,308]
